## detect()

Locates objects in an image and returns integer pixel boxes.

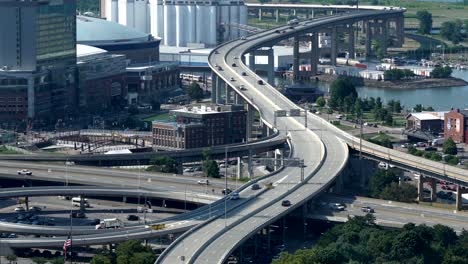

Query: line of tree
[202,149,220,178]
[90,240,155,264]
[369,169,417,203]
[440,20,467,44]
[384,68,415,81]
[416,10,433,35]
[413,104,434,112]
[274,215,467,264]
[431,66,453,78]
[147,156,178,173]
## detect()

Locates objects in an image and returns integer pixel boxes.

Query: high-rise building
[102,0,247,47]
[0,0,77,123]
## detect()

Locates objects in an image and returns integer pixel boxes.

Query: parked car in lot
[361,206,374,213]
[17,169,32,175]
[197,179,210,185]
[281,200,291,207]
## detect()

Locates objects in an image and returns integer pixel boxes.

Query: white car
[17,169,32,176]
[197,179,210,185]
[14,207,25,212]
[230,192,240,200]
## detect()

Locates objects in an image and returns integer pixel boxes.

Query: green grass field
[0,146,19,154]
[143,112,171,122]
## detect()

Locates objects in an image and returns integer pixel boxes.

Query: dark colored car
[257,80,264,85]
[222,188,232,195]
[251,183,261,190]
[241,72,247,76]
[361,206,374,213]
[71,212,86,218]
[127,215,139,221]
[281,200,291,207]
[232,63,237,67]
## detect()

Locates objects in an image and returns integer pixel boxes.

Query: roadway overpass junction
[1,4,468,262]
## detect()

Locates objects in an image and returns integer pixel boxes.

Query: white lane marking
[273,175,289,187]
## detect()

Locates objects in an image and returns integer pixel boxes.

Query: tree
[316,96,326,107]
[149,156,178,173]
[91,255,112,264]
[116,240,154,264]
[431,66,452,78]
[6,255,17,264]
[186,82,204,101]
[203,159,220,178]
[131,252,156,264]
[416,10,433,35]
[368,169,399,198]
[440,21,464,44]
[329,77,357,110]
[443,137,457,155]
[354,98,363,119]
[380,182,417,202]
[128,104,139,115]
[150,100,161,111]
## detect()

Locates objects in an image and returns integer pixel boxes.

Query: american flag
[63,237,72,253]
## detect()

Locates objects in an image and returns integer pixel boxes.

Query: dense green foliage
[384,68,415,80]
[315,96,326,107]
[202,149,220,178]
[369,169,417,202]
[90,255,112,264]
[444,154,460,166]
[328,78,357,111]
[431,66,453,78]
[186,82,204,101]
[148,156,178,173]
[413,104,434,112]
[416,10,433,35]
[274,216,468,264]
[443,137,458,155]
[441,20,465,44]
[90,240,155,264]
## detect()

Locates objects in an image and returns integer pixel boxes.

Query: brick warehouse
[152,104,247,150]
[444,108,468,144]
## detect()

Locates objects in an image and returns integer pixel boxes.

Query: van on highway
[96,218,123,229]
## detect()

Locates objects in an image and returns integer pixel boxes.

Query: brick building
[152,104,246,150]
[444,108,468,144]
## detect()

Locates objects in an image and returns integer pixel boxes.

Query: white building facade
[102,0,247,47]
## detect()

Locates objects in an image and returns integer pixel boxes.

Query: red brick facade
[444,109,468,144]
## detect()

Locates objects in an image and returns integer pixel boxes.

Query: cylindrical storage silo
[176,5,188,47]
[220,5,230,41]
[195,5,207,43]
[134,0,147,32]
[229,5,239,39]
[187,5,196,44]
[208,6,217,46]
[118,0,128,25]
[109,0,119,22]
[126,0,135,28]
[149,0,160,38]
[164,4,176,46]
[157,3,164,39]
[239,4,247,37]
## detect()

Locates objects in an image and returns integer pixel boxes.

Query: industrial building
[76,15,180,106]
[152,104,246,149]
[76,45,128,113]
[445,109,468,144]
[101,0,248,47]
[0,0,77,123]
[406,112,446,133]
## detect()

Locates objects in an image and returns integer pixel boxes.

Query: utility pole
[224,146,228,227]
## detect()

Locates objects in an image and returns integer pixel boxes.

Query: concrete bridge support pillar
[211,73,217,103]
[80,196,86,212]
[275,9,279,22]
[365,21,372,59]
[236,157,242,179]
[216,77,224,104]
[395,16,404,48]
[246,104,254,141]
[225,86,232,104]
[248,52,255,72]
[455,186,468,211]
[331,27,337,66]
[176,163,183,175]
[258,8,262,21]
[293,36,300,79]
[348,25,355,59]
[25,196,29,211]
[267,49,274,85]
[310,33,319,76]
[381,19,389,56]
[417,177,437,202]
[122,196,127,203]
[248,149,253,179]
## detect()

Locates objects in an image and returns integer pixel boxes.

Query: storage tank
[229,5,239,39]
[175,5,188,47]
[164,4,176,46]
[239,5,247,36]
[187,5,196,44]
[207,6,217,46]
[126,0,134,28]
[220,5,230,41]
[110,0,119,22]
[118,0,127,25]
[149,0,160,38]
[134,0,147,33]
[195,5,208,43]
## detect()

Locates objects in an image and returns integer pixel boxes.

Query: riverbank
[315,75,468,89]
